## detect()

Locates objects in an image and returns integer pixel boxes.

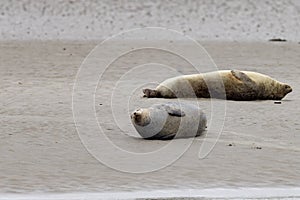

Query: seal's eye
[284,85,291,90]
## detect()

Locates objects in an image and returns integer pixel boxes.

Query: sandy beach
[1,0,300,199]
[0,40,299,199]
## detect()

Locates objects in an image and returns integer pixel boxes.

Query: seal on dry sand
[130,102,207,140]
[143,70,292,101]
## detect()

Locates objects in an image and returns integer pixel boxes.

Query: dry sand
[1,0,300,41]
[0,41,299,198]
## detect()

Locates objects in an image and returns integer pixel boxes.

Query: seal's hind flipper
[163,104,185,117]
[143,88,161,98]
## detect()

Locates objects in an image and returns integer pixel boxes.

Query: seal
[143,70,292,100]
[131,102,207,140]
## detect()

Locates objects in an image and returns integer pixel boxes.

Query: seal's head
[130,108,151,126]
[279,83,292,99]
[284,84,292,94]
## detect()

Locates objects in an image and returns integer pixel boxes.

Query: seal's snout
[130,112,135,119]
[133,111,139,118]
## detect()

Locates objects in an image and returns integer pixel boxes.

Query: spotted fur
[143,70,292,101]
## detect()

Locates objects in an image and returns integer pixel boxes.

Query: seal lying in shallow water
[131,102,207,140]
[143,70,292,100]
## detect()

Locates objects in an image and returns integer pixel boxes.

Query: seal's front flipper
[231,70,252,82]
[163,104,185,117]
[231,70,256,87]
[231,70,259,100]
[143,89,161,98]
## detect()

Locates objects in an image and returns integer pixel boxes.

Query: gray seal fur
[131,102,207,140]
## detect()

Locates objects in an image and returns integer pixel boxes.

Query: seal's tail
[143,88,161,98]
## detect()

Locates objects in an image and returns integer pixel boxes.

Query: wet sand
[0,41,299,198]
